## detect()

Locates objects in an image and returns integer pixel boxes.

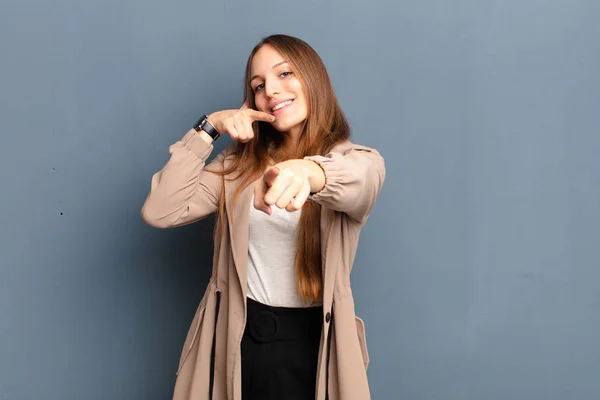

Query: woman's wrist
[195,128,214,144]
[207,112,220,132]
[302,160,326,193]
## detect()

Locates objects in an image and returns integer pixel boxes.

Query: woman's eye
[253,72,291,92]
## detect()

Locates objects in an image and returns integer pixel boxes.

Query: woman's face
[250,45,308,137]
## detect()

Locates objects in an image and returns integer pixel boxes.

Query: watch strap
[194,115,220,140]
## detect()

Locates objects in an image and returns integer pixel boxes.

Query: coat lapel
[321,209,336,308]
[223,160,257,300]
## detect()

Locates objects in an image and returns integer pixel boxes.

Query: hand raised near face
[207,101,275,143]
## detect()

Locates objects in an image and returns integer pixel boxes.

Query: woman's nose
[265,78,282,97]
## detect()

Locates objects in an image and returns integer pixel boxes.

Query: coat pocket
[355,316,370,370]
[176,301,207,375]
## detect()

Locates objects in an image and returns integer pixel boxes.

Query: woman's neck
[282,125,302,155]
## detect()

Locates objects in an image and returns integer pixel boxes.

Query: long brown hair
[212,34,350,304]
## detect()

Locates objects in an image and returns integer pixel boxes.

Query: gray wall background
[1,0,599,399]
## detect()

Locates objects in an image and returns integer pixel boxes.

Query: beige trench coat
[142,129,386,399]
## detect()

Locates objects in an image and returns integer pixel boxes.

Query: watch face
[200,119,210,132]
[194,115,207,131]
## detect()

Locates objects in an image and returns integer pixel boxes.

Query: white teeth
[272,100,293,111]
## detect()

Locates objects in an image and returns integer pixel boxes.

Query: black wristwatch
[193,115,220,141]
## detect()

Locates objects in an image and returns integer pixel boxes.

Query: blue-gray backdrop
[1,0,599,399]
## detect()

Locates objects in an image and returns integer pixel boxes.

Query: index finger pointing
[263,166,280,187]
[247,109,276,123]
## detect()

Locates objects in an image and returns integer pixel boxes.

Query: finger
[276,176,303,209]
[232,118,248,142]
[263,167,280,187]
[264,168,291,206]
[241,116,255,141]
[253,179,271,215]
[247,109,276,123]
[225,121,239,141]
[286,179,311,212]
[231,117,245,142]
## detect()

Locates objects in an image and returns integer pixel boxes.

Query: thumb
[253,179,272,215]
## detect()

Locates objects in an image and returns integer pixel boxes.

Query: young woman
[142,34,385,400]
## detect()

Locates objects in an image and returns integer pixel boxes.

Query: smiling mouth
[271,99,294,112]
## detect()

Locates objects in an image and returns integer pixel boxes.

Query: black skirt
[241,297,323,400]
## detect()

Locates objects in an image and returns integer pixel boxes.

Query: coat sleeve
[303,144,386,224]
[141,129,231,228]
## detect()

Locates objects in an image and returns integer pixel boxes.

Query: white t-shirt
[246,195,321,308]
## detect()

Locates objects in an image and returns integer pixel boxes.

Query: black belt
[245,297,323,343]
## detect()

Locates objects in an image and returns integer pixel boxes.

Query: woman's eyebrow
[251,61,289,81]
